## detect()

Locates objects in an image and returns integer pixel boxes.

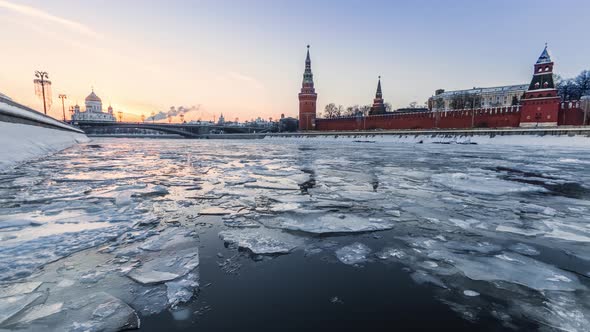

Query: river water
[1,138,589,331]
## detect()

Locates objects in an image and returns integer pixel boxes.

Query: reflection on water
[0,138,589,331]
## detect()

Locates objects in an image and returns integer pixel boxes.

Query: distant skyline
[1,0,589,122]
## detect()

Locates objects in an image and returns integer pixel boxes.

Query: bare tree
[384,102,393,112]
[575,70,590,97]
[323,103,341,118]
[359,105,371,116]
[557,79,580,101]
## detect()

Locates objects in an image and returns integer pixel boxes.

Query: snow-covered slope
[265,132,590,147]
[0,122,89,169]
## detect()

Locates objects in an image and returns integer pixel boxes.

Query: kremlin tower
[519,44,560,127]
[298,45,317,130]
[369,76,386,115]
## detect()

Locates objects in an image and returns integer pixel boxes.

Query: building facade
[71,89,116,122]
[428,84,528,111]
[298,45,317,130]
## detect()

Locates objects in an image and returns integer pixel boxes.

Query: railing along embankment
[0,96,84,133]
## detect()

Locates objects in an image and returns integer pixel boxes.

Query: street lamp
[58,94,67,122]
[117,111,123,122]
[179,114,184,123]
[141,114,145,122]
[34,71,51,115]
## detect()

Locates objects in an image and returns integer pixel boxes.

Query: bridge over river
[75,120,272,138]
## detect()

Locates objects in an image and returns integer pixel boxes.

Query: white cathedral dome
[85,91,101,103]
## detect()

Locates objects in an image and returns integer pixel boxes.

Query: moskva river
[1,138,589,331]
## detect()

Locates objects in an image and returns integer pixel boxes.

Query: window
[538,68,543,73]
[545,66,549,72]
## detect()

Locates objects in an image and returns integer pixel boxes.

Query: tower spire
[303,45,313,85]
[376,76,382,98]
[536,43,552,64]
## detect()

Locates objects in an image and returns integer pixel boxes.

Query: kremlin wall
[299,46,589,132]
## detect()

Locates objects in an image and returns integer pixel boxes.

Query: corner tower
[299,45,317,130]
[369,76,386,115]
[520,44,560,127]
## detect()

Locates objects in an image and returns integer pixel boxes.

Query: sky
[0,0,589,122]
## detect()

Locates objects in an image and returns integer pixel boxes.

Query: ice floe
[267,214,395,234]
[335,243,371,265]
[219,228,304,254]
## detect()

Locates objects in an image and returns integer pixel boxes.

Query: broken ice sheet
[428,251,585,292]
[432,172,547,196]
[266,213,395,234]
[0,281,42,298]
[335,243,371,265]
[219,227,304,254]
[0,292,43,325]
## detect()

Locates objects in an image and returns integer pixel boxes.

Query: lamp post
[179,114,184,123]
[34,71,51,115]
[117,111,123,122]
[58,94,67,122]
[141,114,145,123]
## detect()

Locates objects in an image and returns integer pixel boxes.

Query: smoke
[147,105,200,121]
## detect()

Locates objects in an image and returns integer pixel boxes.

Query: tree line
[322,103,393,118]
[556,70,590,101]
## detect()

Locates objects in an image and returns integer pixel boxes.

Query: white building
[71,89,116,122]
[428,84,528,111]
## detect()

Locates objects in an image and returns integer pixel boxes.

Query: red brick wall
[558,102,587,126]
[315,107,522,131]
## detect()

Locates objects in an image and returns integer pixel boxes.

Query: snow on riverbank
[265,132,590,147]
[0,122,88,169]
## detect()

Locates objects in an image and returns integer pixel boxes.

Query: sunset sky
[1,0,589,122]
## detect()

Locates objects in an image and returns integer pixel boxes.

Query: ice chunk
[430,251,584,292]
[0,292,43,325]
[463,290,480,297]
[127,228,199,285]
[199,207,233,215]
[166,273,199,307]
[13,302,63,324]
[432,173,546,195]
[270,214,395,234]
[410,270,448,289]
[335,243,371,265]
[508,243,540,256]
[0,219,42,229]
[0,281,42,298]
[376,248,406,260]
[65,292,139,332]
[128,270,180,284]
[515,292,590,332]
[219,228,304,254]
[115,192,133,206]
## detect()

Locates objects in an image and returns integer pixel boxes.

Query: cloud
[0,0,100,38]
[227,71,265,90]
[147,105,201,121]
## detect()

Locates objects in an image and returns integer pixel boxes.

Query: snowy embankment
[265,131,590,147]
[0,101,88,169]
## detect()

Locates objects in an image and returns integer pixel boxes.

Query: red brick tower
[299,45,317,130]
[369,76,386,115]
[520,44,560,127]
